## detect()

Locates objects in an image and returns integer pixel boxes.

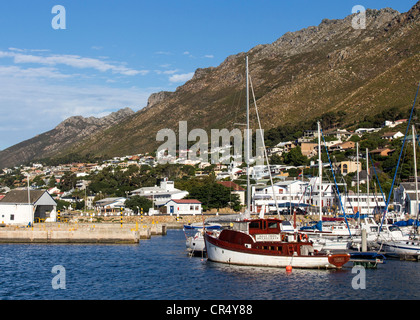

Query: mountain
[1,1,420,168]
[0,108,135,168]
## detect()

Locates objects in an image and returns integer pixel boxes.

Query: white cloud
[0,65,73,79]
[0,49,148,76]
[204,54,214,59]
[0,74,161,149]
[155,69,180,75]
[169,72,194,83]
[155,51,172,55]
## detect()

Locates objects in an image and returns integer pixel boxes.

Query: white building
[0,189,57,225]
[130,178,188,207]
[95,197,126,214]
[394,182,420,216]
[163,199,202,216]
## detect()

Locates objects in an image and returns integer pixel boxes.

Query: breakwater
[0,222,166,244]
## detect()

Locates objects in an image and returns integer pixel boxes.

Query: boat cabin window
[268,222,278,229]
[249,221,260,229]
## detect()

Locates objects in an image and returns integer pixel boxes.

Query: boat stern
[328,253,351,268]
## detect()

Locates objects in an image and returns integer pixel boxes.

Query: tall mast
[318,121,322,220]
[413,125,419,222]
[357,142,360,224]
[246,56,251,213]
[366,148,370,218]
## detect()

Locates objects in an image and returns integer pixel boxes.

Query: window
[10,214,14,221]
[249,221,260,229]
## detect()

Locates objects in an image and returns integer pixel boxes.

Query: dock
[0,222,167,244]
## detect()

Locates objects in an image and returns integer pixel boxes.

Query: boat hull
[204,233,348,269]
[378,240,420,257]
[186,232,206,254]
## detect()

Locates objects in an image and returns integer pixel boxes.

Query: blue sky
[0,0,416,150]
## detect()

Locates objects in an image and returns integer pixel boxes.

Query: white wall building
[163,199,202,216]
[0,189,57,225]
[95,197,126,214]
[130,178,188,207]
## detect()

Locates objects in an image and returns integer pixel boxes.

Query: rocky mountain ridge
[1,1,420,168]
[0,108,135,168]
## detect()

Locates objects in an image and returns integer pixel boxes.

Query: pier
[0,219,167,244]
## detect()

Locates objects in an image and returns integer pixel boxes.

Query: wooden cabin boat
[204,218,350,269]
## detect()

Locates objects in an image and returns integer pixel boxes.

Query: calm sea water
[0,229,419,301]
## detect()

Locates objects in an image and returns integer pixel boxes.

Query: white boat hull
[378,240,420,256]
[205,236,339,269]
[186,232,206,254]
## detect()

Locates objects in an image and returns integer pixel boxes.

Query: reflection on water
[0,229,419,300]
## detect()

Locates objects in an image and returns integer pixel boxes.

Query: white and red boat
[204,218,350,269]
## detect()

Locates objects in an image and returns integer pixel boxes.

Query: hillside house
[384,119,408,128]
[337,160,361,175]
[300,143,318,158]
[217,181,245,205]
[381,132,404,140]
[329,141,355,152]
[370,148,395,157]
[324,129,352,141]
[0,189,57,225]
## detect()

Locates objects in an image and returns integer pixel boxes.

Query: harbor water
[0,229,419,300]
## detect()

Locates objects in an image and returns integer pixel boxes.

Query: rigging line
[249,74,280,216]
[380,81,420,232]
[320,127,352,236]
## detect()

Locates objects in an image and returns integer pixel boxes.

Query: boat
[310,235,352,251]
[204,218,350,268]
[377,239,420,260]
[349,252,386,268]
[184,223,222,256]
[203,57,350,269]
[183,222,222,230]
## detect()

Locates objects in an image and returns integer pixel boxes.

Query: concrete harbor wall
[0,222,167,244]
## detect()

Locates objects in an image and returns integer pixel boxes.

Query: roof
[382,132,402,137]
[371,148,395,153]
[166,199,202,204]
[0,189,47,204]
[400,182,420,191]
[217,181,245,191]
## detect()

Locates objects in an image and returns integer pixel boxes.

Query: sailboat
[377,121,420,260]
[204,57,350,269]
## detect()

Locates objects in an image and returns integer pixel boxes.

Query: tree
[125,196,153,214]
[283,146,307,166]
[176,175,241,211]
